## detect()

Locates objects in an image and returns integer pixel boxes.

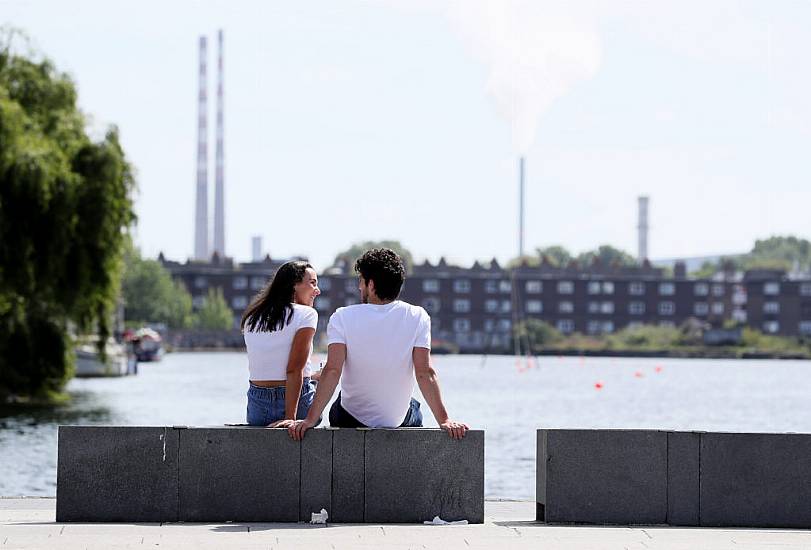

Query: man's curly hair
[354,248,405,301]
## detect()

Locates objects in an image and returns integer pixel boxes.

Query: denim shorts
[246,377,317,426]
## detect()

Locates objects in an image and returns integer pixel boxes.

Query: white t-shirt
[244,304,318,380]
[327,300,431,427]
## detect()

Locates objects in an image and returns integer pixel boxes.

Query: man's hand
[440,420,469,440]
[288,418,316,441]
[267,419,296,429]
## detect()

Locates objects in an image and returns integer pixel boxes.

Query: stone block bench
[537,429,811,528]
[56,426,484,523]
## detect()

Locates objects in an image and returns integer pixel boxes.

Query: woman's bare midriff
[250,379,286,387]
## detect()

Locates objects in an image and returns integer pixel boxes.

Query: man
[280,248,468,440]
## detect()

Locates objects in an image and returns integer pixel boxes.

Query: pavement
[2,498,811,549]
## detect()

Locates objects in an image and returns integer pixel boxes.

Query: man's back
[327,300,430,427]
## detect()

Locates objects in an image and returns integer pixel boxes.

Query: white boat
[75,340,135,377]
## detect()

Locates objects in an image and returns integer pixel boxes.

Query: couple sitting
[242,248,468,439]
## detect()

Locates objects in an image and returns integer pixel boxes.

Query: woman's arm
[282,327,316,421]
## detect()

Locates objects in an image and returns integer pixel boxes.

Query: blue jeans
[328,392,423,428]
[246,378,318,426]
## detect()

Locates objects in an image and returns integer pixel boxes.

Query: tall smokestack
[518,157,525,258]
[252,236,263,262]
[637,196,649,262]
[213,29,226,258]
[194,36,209,260]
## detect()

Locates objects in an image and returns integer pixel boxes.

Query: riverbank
[4,498,810,549]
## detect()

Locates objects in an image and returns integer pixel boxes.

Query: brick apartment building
[162,255,811,353]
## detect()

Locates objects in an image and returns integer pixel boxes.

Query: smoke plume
[447,1,602,153]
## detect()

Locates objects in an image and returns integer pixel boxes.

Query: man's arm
[287,343,346,440]
[413,347,468,439]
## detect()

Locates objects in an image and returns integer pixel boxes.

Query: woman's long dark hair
[240,261,313,333]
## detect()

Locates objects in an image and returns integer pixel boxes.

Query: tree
[121,243,193,329]
[193,288,233,330]
[333,241,414,273]
[0,33,135,400]
[745,236,811,272]
[514,319,563,352]
[536,245,572,267]
[576,245,637,267]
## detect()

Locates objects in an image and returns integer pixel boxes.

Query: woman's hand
[288,418,316,441]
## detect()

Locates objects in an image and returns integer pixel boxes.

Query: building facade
[162,255,811,352]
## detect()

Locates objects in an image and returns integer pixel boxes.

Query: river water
[2,353,811,499]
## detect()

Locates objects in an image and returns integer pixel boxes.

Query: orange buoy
[595,382,604,389]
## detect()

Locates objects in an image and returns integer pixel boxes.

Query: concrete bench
[56,426,484,523]
[537,429,811,528]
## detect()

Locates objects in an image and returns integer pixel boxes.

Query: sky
[3,0,810,269]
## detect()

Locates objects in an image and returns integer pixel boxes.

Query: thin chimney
[637,196,649,262]
[213,29,226,258]
[194,36,209,260]
[519,157,526,258]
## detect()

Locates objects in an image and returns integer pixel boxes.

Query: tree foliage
[121,243,192,329]
[193,288,233,330]
[0,34,135,399]
[333,240,414,273]
[575,245,637,267]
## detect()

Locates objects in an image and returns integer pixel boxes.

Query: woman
[241,261,321,426]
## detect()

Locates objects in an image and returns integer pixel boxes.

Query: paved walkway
[2,498,811,549]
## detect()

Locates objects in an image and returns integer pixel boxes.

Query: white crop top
[244,304,318,380]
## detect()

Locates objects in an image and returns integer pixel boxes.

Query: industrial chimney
[251,236,263,262]
[518,157,525,258]
[193,36,209,260]
[213,30,226,258]
[637,196,649,262]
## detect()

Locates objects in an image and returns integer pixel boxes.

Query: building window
[345,279,358,293]
[485,280,498,293]
[712,284,725,297]
[556,319,574,334]
[602,321,614,334]
[453,279,471,293]
[453,299,471,313]
[251,276,266,290]
[423,279,440,293]
[233,276,248,290]
[588,301,600,314]
[629,281,645,295]
[483,319,495,332]
[799,321,811,336]
[801,283,811,297]
[732,308,747,322]
[627,321,643,330]
[694,283,709,296]
[318,277,331,291]
[557,281,574,294]
[763,301,780,314]
[192,295,205,308]
[558,301,574,313]
[231,296,247,309]
[659,282,675,296]
[194,276,207,289]
[629,301,645,315]
[526,300,543,313]
[453,318,471,333]
[694,302,709,316]
[526,280,542,294]
[658,301,675,315]
[497,319,512,332]
[763,320,780,334]
[500,300,512,313]
[764,282,780,295]
[587,320,602,335]
[499,280,511,293]
[603,281,615,294]
[587,281,601,295]
[315,297,331,311]
[601,301,614,314]
[422,297,440,314]
[485,299,498,313]
[711,302,725,315]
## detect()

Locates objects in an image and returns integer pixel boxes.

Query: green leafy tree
[514,319,563,352]
[536,245,572,267]
[576,245,637,267]
[121,243,193,329]
[193,288,233,330]
[745,236,811,271]
[0,33,135,400]
[333,241,414,273]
